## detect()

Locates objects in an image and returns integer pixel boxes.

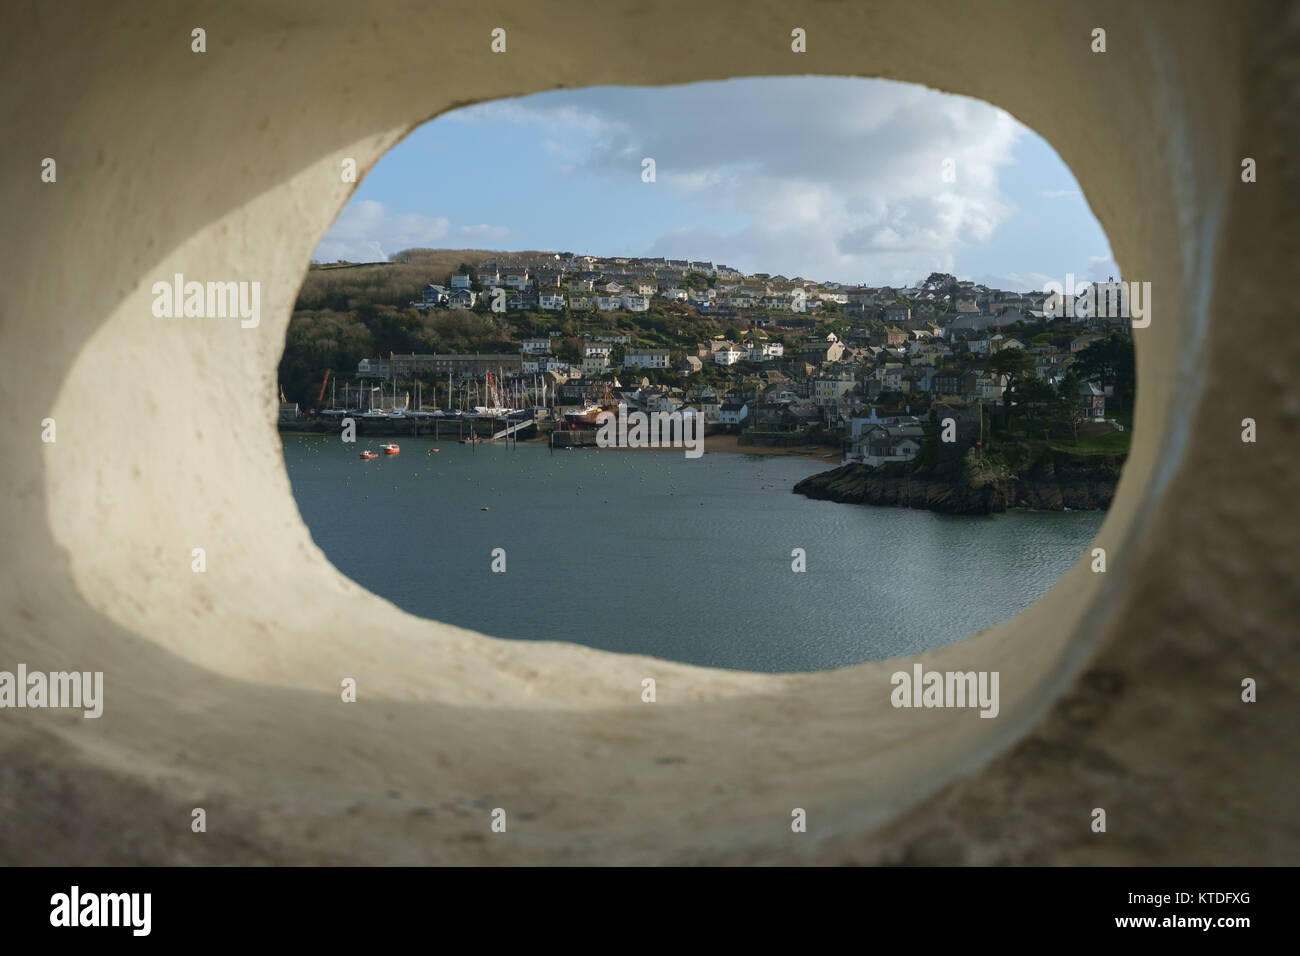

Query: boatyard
[276,365,623,447]
[280,415,690,451]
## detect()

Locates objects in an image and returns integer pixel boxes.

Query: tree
[278,310,374,404]
[989,347,1036,422]
[1073,332,1135,411]
[1055,369,1086,441]
[989,346,1035,381]
[558,336,584,364]
[1014,375,1057,426]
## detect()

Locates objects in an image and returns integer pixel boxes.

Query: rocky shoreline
[792,450,1123,515]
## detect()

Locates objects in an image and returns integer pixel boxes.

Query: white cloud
[457,223,512,243]
[313,200,509,262]
[986,257,1120,293]
[1086,253,1119,282]
[478,78,1028,282]
[985,271,1060,293]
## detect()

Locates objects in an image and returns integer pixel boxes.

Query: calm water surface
[285,435,1103,672]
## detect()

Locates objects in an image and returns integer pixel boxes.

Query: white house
[522,338,552,355]
[503,270,530,290]
[719,401,749,425]
[582,345,612,375]
[623,348,670,370]
[714,343,744,365]
[975,375,1006,400]
[814,374,856,406]
[694,391,721,421]
[876,365,904,391]
[538,294,566,311]
[450,274,471,290]
[596,296,623,312]
[746,341,784,361]
[848,424,925,466]
[621,295,650,312]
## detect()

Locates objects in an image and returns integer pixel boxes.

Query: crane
[305,369,332,418]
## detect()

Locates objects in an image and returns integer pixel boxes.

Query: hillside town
[282,251,1135,468]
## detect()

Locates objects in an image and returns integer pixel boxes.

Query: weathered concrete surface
[1,0,1296,864]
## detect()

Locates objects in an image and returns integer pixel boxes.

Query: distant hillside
[280,247,763,406]
[299,249,562,311]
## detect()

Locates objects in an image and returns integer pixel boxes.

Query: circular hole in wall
[278,76,1134,674]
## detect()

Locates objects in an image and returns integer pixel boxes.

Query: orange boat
[381,443,400,455]
[360,450,378,459]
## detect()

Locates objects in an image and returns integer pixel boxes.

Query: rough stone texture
[0,0,1296,864]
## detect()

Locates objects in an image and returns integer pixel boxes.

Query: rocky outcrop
[793,450,1123,514]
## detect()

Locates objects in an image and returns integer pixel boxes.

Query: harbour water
[285,435,1104,672]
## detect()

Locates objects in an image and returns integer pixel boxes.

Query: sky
[313,76,1117,292]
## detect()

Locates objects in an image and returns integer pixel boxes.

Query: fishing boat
[471,406,515,420]
[381,443,400,455]
[564,384,620,426]
[564,401,606,426]
[359,450,378,459]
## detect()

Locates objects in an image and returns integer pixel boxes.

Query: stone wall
[0,0,1295,864]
